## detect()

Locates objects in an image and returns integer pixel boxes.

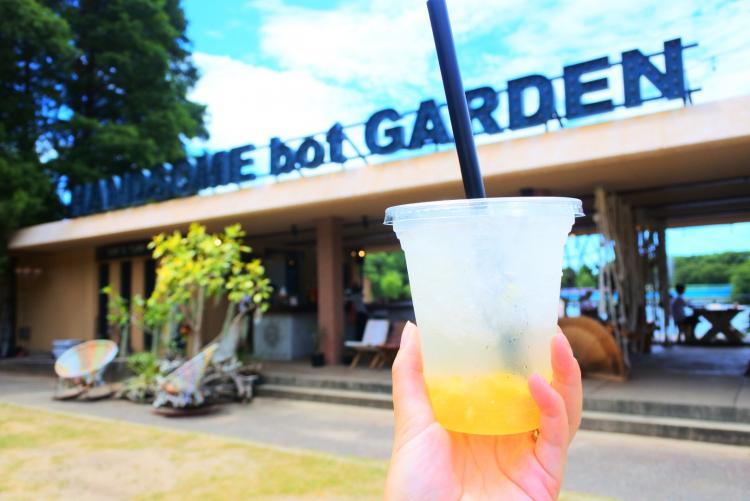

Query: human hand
[385,322,582,501]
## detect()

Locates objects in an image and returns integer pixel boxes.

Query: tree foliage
[575,264,598,288]
[101,284,131,356]
[0,155,60,271]
[561,267,577,288]
[730,260,750,303]
[0,0,75,160]
[104,223,272,356]
[0,0,206,267]
[363,251,411,301]
[672,252,750,285]
[0,0,72,270]
[52,0,207,183]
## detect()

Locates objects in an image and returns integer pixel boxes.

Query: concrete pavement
[1,373,749,501]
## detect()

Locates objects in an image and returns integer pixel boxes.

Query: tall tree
[53,0,207,183]
[0,0,74,162]
[0,0,73,355]
[0,0,73,259]
[0,0,207,355]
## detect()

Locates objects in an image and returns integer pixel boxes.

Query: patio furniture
[558,316,627,380]
[153,343,218,410]
[373,320,409,369]
[52,339,83,359]
[693,306,745,345]
[345,319,389,368]
[53,339,119,400]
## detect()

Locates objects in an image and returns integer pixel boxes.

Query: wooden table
[693,306,745,345]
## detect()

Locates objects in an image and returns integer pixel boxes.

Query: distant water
[676,284,733,303]
[561,284,733,305]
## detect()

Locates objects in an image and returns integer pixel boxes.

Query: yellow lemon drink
[385,198,582,436]
[426,372,547,435]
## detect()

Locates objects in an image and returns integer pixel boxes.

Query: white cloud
[189,52,368,151]
[252,0,750,105]
[193,0,750,151]
[250,0,528,105]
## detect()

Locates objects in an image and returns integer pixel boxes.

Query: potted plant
[310,327,326,367]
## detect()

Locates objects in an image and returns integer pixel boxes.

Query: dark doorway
[143,259,156,350]
[97,263,109,338]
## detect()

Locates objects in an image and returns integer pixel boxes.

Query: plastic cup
[384,197,583,435]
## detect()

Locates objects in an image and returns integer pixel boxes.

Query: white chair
[345,319,390,368]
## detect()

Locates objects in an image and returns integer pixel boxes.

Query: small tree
[102,285,130,357]
[104,223,271,357]
[148,223,271,356]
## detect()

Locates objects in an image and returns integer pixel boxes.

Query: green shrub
[363,251,410,301]
[120,352,161,403]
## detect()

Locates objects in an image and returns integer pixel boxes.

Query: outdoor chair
[53,339,119,401]
[345,319,389,368]
[373,320,409,369]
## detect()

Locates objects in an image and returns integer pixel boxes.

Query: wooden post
[656,226,670,336]
[316,218,344,364]
[131,259,146,352]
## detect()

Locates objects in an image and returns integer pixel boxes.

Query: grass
[0,403,386,500]
[0,402,618,500]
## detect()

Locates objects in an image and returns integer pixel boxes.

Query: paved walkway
[0,373,392,458]
[1,373,749,501]
[5,344,749,411]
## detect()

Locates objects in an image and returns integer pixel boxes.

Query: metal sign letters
[68,38,694,217]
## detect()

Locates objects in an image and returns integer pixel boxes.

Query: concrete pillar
[316,218,344,364]
[131,259,145,352]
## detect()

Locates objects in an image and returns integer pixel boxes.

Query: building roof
[10,95,750,252]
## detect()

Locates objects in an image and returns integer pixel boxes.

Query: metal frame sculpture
[153,344,217,411]
[54,340,119,400]
[202,310,259,404]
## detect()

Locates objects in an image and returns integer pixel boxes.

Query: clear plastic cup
[385,197,583,435]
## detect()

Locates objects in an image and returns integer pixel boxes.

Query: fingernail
[401,321,416,348]
[555,332,573,356]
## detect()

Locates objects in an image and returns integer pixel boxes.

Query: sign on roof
[68,38,695,217]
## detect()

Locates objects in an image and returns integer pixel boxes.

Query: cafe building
[7,39,750,363]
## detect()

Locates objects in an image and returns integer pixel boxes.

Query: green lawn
[0,403,617,500]
[0,403,386,500]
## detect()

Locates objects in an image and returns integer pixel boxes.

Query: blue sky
[181,0,750,259]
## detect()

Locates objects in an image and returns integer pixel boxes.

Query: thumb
[391,322,435,447]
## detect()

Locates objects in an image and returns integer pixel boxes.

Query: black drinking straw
[426,0,486,199]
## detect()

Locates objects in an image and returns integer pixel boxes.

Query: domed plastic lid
[384,197,584,225]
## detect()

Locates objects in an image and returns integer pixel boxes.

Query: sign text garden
[69,39,694,217]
